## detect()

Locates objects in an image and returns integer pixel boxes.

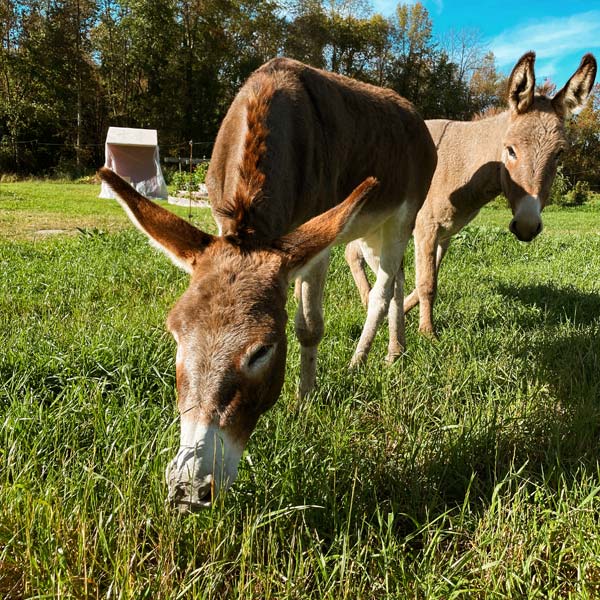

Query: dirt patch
[34,228,71,235]
[167,195,210,209]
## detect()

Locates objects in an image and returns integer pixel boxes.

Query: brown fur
[216,77,274,244]
[207,58,435,244]
[99,166,214,269]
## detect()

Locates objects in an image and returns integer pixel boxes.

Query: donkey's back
[207,57,436,242]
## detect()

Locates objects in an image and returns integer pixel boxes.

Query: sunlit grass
[0,181,212,240]
[2,183,600,597]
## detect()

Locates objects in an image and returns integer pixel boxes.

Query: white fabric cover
[99,127,168,200]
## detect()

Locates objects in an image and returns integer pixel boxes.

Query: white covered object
[99,127,168,199]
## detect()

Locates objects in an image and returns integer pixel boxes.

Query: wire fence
[1,139,214,148]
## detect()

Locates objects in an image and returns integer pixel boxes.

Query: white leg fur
[350,214,407,367]
[386,267,404,362]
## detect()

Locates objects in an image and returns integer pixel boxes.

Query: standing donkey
[100,57,437,511]
[346,52,597,337]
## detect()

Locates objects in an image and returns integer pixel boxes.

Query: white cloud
[490,11,600,68]
[535,59,558,82]
[371,0,415,16]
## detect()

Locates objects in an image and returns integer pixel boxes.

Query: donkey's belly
[339,197,415,244]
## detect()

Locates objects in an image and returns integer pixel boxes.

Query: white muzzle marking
[512,195,543,241]
[166,418,244,511]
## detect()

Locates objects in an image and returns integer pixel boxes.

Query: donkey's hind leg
[294,250,330,398]
[350,211,407,367]
[345,239,381,307]
[403,287,420,314]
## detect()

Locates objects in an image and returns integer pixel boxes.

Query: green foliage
[551,166,593,207]
[1,0,505,177]
[2,0,596,191]
[170,163,209,192]
[563,84,600,191]
[550,165,571,205]
[563,180,592,207]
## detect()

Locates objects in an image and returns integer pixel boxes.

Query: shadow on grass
[397,282,600,522]
[496,282,600,328]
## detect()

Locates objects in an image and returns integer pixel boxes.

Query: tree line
[1,0,598,189]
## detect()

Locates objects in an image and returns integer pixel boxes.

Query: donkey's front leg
[414,226,441,337]
[350,219,403,367]
[385,214,413,363]
[386,265,405,363]
[294,251,330,398]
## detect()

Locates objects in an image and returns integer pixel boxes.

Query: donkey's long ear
[275,177,379,279]
[552,54,597,119]
[507,52,536,114]
[99,168,214,273]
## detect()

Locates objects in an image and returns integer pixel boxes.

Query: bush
[563,180,592,207]
[550,165,570,205]
[194,162,208,185]
[170,162,209,192]
[0,173,19,183]
[551,166,592,207]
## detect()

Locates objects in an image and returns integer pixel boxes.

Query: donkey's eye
[555,149,564,161]
[248,345,273,367]
[507,146,517,160]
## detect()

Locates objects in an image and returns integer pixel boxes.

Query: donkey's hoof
[296,386,314,401]
[418,327,438,341]
[385,351,403,365]
[349,352,367,369]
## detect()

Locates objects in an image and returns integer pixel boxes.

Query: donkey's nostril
[198,489,212,504]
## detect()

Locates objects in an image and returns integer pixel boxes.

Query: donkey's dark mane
[215,77,275,245]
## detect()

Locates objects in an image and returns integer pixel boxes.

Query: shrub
[170,170,188,191]
[563,180,592,207]
[170,162,209,192]
[0,173,19,183]
[194,162,208,185]
[550,165,570,205]
[551,166,592,207]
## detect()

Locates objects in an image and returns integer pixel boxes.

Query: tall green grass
[2,187,600,597]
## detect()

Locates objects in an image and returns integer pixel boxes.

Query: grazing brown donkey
[346,52,597,337]
[100,57,436,511]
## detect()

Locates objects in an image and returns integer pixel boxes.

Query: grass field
[2,182,600,598]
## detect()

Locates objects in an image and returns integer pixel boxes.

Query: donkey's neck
[430,111,509,212]
[460,111,509,208]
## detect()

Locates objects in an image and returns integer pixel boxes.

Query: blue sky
[371,0,600,86]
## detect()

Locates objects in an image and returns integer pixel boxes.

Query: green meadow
[2,181,600,598]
